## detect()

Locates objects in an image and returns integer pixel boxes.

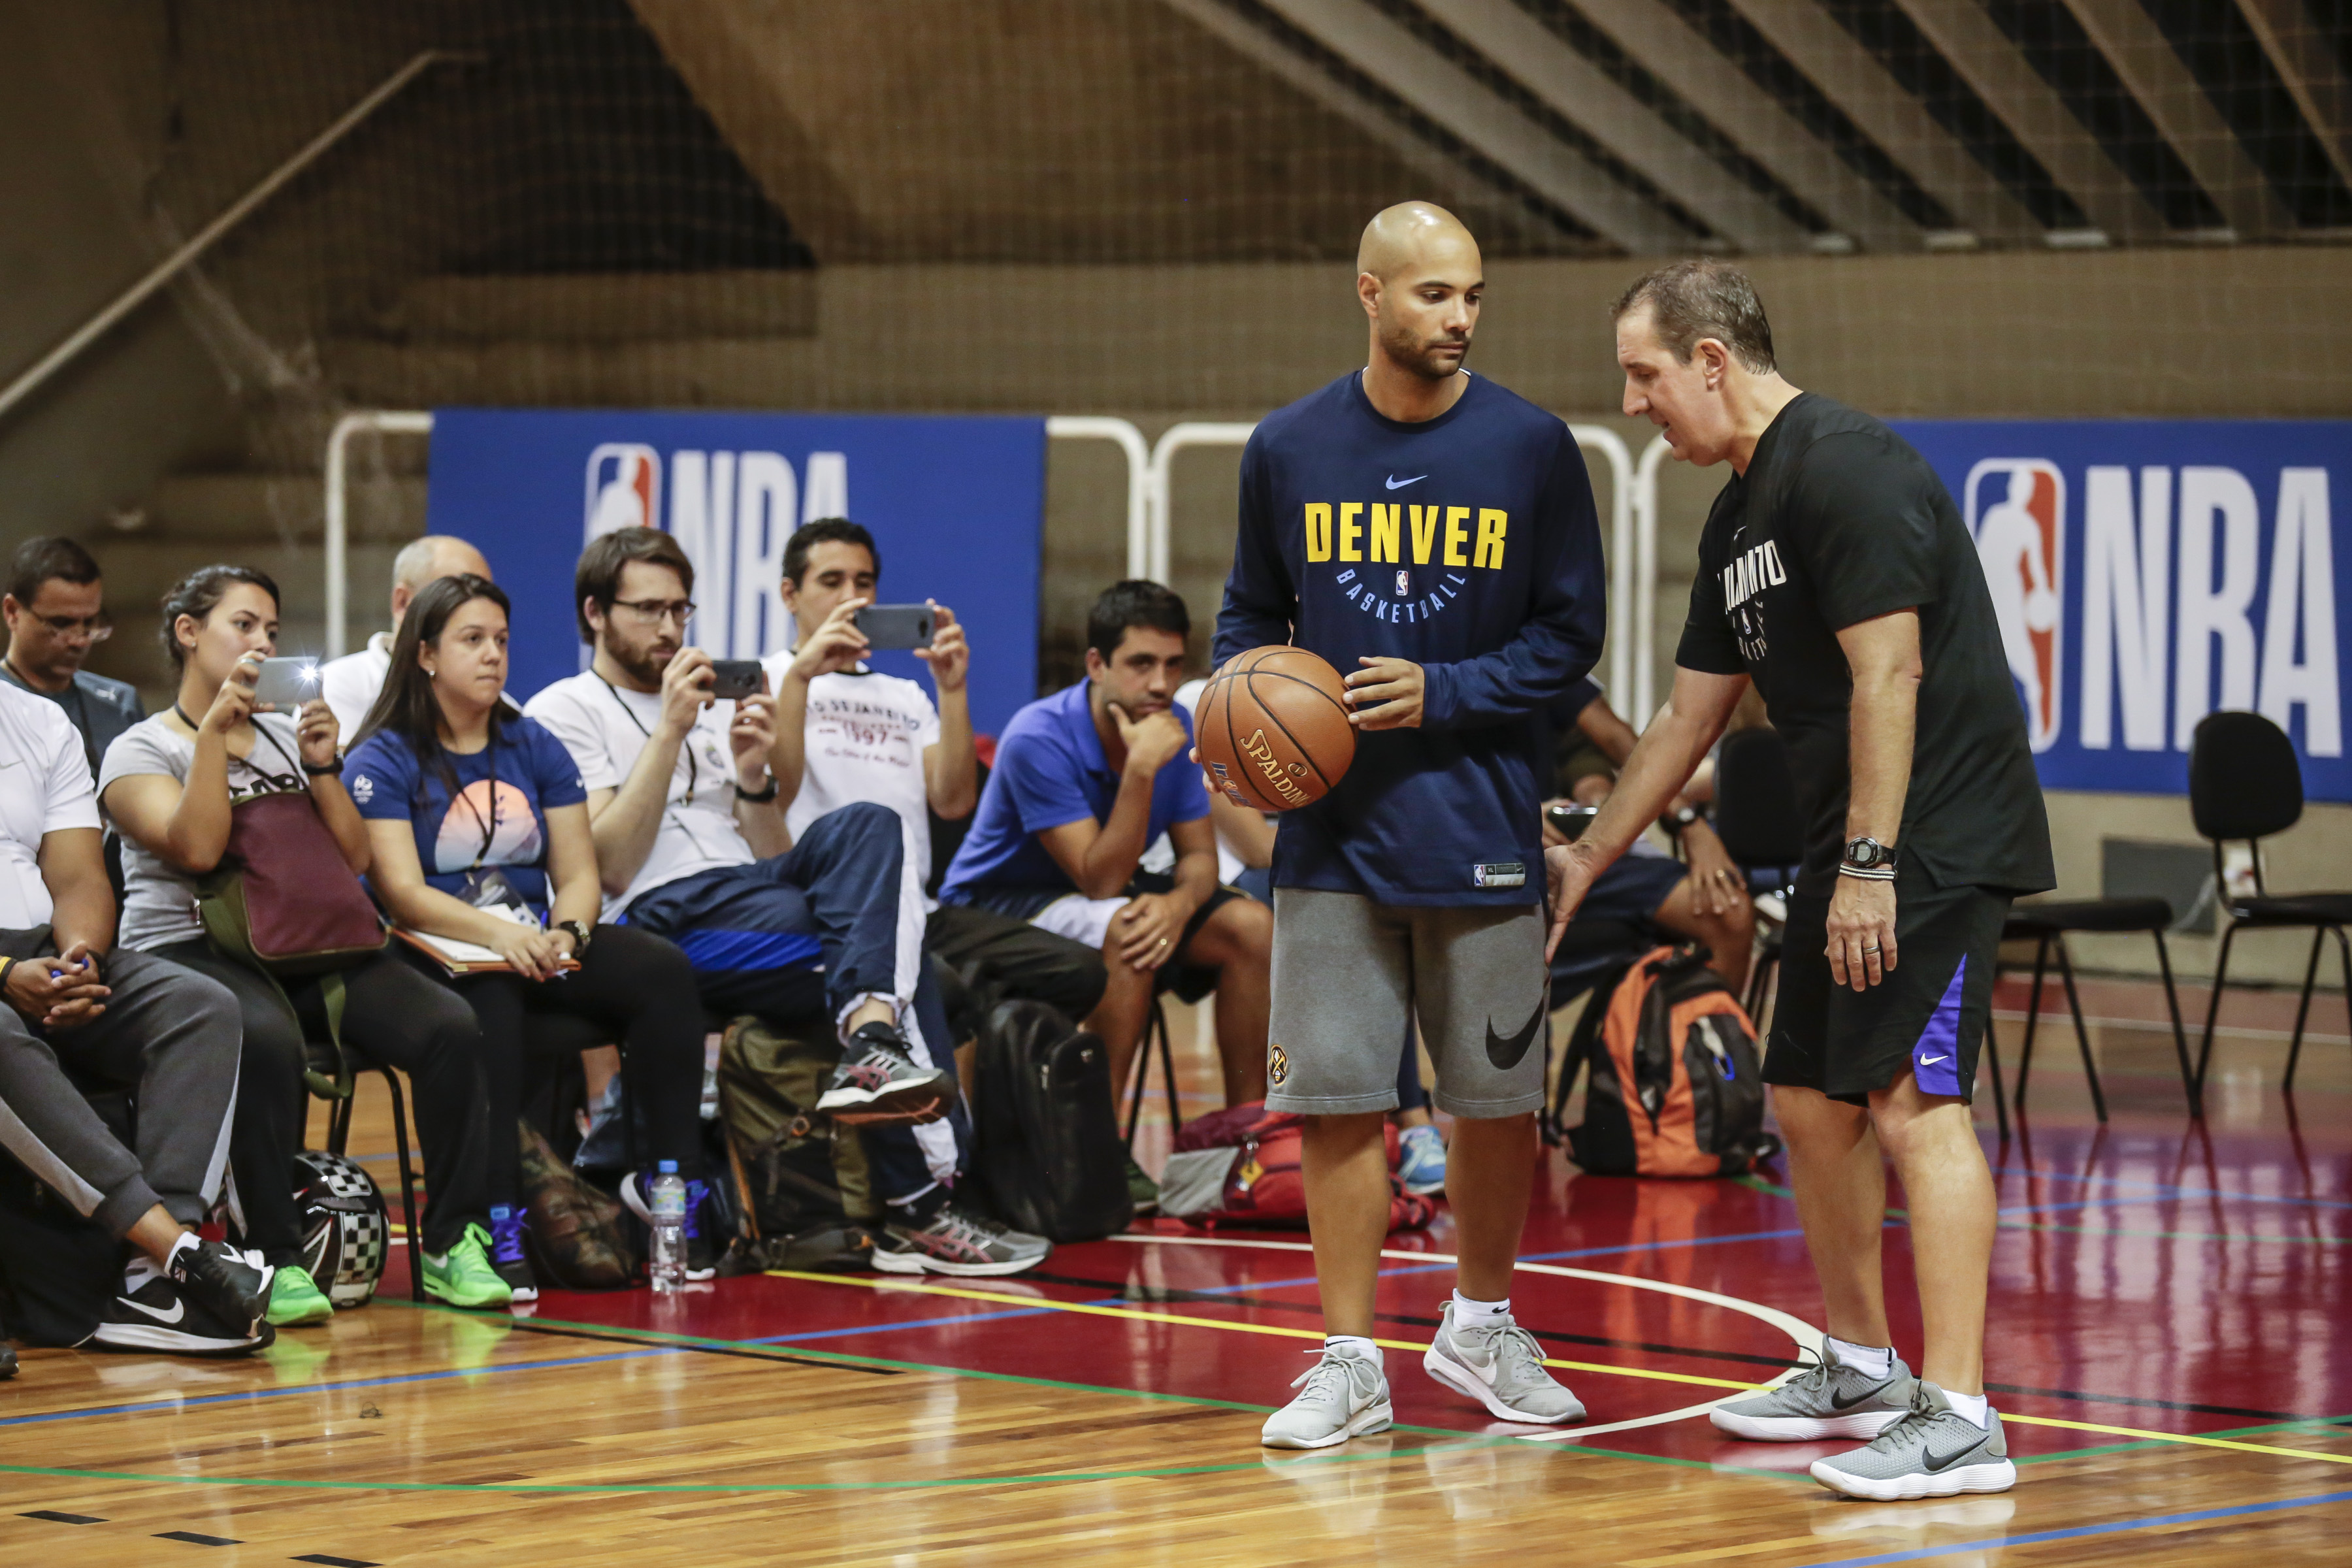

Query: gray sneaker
[1810,1381,2016,1501]
[1712,1340,1916,1441]
[870,1209,1051,1277]
[1261,1346,1393,1448]
[1421,1302,1585,1425]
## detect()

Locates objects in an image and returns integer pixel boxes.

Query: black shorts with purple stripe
[1763,862,2011,1105]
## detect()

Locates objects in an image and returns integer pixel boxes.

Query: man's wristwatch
[736,772,779,804]
[1658,804,1702,839]
[1839,836,1897,881]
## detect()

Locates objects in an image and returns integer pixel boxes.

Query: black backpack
[968,999,1133,1242]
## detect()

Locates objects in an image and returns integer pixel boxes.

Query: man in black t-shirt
[1548,261,2051,1504]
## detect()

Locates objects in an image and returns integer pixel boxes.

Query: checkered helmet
[291,1150,389,1307]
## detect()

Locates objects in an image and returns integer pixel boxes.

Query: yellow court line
[766,1269,2352,1465]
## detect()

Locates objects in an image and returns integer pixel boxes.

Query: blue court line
[1775,1486,2352,1568]
[1992,1164,2352,1211]
[0,1348,670,1428]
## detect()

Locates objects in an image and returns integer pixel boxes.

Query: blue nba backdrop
[1894,421,2351,804]
[423,410,1047,731]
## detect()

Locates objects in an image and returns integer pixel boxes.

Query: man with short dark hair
[939,581,1273,1127]
[318,534,493,738]
[526,528,1048,1277]
[1,536,142,783]
[1550,259,2052,1501]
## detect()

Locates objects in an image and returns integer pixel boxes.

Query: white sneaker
[1422,1301,1585,1424]
[1260,1345,1394,1449]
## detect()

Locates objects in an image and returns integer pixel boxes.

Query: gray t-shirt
[98,711,310,952]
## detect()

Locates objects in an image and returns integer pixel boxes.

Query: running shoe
[1262,1345,1393,1449]
[1126,1154,1161,1216]
[1,1337,16,1379]
[1422,1301,1584,1424]
[619,1173,721,1281]
[487,1207,538,1303]
[815,1022,951,1124]
[265,1263,335,1327]
[421,1223,514,1310]
[1397,1124,1448,1196]
[172,1237,275,1335]
[1809,1382,2016,1501]
[88,1271,273,1356]
[872,1209,1051,1277]
[1711,1341,1915,1442]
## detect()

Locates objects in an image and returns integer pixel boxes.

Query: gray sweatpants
[0,943,240,1237]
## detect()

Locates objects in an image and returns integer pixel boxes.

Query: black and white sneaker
[815,1022,951,1124]
[1,1339,16,1379]
[171,1238,274,1336]
[88,1272,274,1357]
[872,1209,1051,1277]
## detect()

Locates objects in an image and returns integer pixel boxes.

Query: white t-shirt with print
[99,711,312,951]
[762,657,941,904]
[523,671,754,917]
[0,681,103,931]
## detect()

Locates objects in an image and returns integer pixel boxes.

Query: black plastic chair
[323,1053,426,1303]
[2188,711,2352,1098]
[1710,728,1803,1030]
[1999,899,2197,1124]
[1122,997,1184,1148]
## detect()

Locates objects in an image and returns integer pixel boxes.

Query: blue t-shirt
[1213,370,1607,906]
[939,681,1210,904]
[345,717,589,917]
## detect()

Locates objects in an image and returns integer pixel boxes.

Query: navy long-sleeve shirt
[1213,370,1607,906]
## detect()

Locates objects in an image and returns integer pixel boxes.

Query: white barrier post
[1045,416,1152,581]
[1147,423,1259,586]
[323,409,433,658]
[1634,434,1674,727]
[1566,426,1634,715]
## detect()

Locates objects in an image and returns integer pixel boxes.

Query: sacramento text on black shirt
[1674,393,2054,899]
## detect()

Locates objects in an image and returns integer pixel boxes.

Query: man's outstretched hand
[1544,841,1607,961]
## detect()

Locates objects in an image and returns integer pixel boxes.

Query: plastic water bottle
[648,1160,687,1294]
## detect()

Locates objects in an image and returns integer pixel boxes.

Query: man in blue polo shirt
[940,581,1271,1122]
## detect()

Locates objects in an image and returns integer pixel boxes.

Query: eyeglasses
[608,598,696,627]
[22,610,112,642]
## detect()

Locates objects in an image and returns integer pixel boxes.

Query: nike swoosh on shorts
[1485,999,1546,1070]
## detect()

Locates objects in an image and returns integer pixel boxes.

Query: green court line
[2015,1414,2352,1467]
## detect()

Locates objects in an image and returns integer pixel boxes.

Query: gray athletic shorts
[1264,887,1549,1120]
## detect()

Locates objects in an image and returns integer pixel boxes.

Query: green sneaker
[266,1264,335,1326]
[421,1223,514,1311]
[1125,1155,1160,1217]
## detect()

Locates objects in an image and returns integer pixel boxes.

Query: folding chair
[323,1051,425,1303]
[1999,900,2197,1124]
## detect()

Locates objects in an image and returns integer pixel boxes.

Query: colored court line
[1773,1486,2352,1568]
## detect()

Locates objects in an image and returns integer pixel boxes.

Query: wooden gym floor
[3,967,2349,1566]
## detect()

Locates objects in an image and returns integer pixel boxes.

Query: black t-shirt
[1675,393,2053,898]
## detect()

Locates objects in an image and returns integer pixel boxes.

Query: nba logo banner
[1895,421,2351,802]
[425,409,1046,730]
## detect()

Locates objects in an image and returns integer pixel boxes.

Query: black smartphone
[855,604,936,651]
[252,656,323,710]
[708,659,765,700]
[1544,803,1598,841]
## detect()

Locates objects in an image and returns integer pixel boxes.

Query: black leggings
[443,924,706,1207]
[152,939,494,1263]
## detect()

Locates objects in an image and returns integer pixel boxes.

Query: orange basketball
[1195,646,1355,813]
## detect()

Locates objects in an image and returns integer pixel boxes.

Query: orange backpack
[1554,945,1778,1178]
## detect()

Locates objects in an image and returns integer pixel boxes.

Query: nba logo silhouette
[1394,570,1410,598]
[585,444,661,543]
[1964,459,2065,752]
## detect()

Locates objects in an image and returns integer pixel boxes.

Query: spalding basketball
[1196,646,1355,812]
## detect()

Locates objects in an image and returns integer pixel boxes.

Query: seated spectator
[938,582,1273,1116]
[345,575,711,1297]
[101,566,511,1320]
[320,535,493,740]
[0,679,269,1356]
[1,536,142,783]
[1543,677,1754,994]
[525,527,1047,1276]
[762,517,1110,1098]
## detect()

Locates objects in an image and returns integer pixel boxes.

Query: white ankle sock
[1324,1334,1381,1369]
[1452,1290,1511,1330]
[1827,1336,1893,1378]
[1942,1390,1991,1429]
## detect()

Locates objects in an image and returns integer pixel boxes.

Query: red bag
[197,792,387,976]
[1162,1101,1433,1232]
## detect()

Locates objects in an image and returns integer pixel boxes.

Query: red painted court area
[384,969,2352,1480]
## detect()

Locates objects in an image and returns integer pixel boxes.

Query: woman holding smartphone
[344,575,712,1299]
[101,566,510,1323]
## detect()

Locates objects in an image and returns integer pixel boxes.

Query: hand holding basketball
[1194,646,1356,812]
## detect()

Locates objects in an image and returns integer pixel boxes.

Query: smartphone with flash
[252,657,323,710]
[854,604,936,651]
[708,659,764,700]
